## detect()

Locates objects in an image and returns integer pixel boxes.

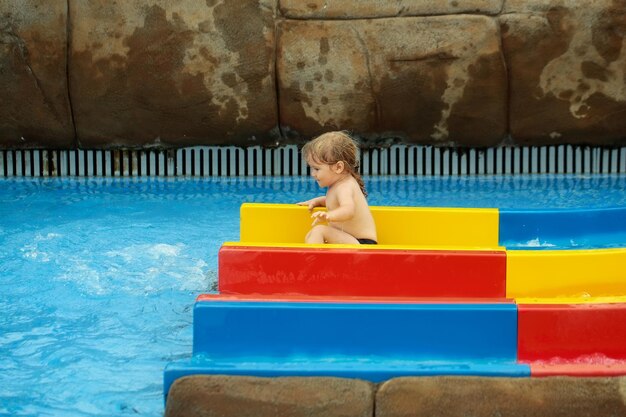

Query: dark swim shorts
[357,238,377,245]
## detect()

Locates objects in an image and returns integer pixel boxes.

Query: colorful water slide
[164,294,527,398]
[164,203,626,400]
[500,206,626,376]
[222,203,504,297]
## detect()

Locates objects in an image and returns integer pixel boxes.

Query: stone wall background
[1,0,625,150]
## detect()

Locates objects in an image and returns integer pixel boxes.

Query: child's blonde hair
[301,131,368,197]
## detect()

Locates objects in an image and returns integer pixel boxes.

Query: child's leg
[305,225,360,244]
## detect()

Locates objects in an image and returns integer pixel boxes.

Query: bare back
[325,175,377,241]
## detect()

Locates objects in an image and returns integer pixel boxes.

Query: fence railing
[1,145,625,177]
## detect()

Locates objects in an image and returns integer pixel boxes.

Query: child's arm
[296,196,326,211]
[311,186,355,224]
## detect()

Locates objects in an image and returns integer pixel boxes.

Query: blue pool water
[1,174,625,416]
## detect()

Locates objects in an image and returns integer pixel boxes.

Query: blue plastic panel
[164,357,530,399]
[192,301,518,361]
[499,207,626,249]
[163,299,524,400]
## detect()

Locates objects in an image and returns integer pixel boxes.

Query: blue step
[499,207,626,249]
[164,297,528,399]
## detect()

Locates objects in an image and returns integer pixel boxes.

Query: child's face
[306,156,344,188]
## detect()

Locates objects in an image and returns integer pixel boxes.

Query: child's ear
[334,161,345,173]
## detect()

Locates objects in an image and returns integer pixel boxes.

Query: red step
[218,245,506,297]
[519,303,626,376]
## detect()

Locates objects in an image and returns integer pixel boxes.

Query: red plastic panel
[530,363,626,377]
[518,303,626,362]
[197,293,514,304]
[218,245,506,297]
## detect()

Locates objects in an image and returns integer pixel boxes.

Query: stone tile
[277,16,506,146]
[165,375,374,417]
[501,1,626,144]
[376,376,626,417]
[0,1,74,148]
[279,0,503,19]
[69,0,279,148]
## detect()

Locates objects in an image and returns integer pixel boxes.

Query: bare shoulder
[340,176,361,191]
[333,176,360,197]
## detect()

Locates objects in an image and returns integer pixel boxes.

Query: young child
[297,131,377,244]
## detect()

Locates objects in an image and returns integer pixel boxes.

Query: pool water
[1,175,625,416]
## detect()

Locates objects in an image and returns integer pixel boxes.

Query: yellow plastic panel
[374,206,499,247]
[507,248,626,299]
[240,203,499,247]
[240,204,314,243]
[516,296,626,305]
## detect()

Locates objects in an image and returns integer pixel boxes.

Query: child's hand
[311,211,330,226]
[297,196,326,213]
[297,199,316,212]
[296,197,326,211]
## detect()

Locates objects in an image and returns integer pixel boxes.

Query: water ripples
[0,174,624,416]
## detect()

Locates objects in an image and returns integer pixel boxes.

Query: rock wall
[1,0,625,149]
[164,375,626,417]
